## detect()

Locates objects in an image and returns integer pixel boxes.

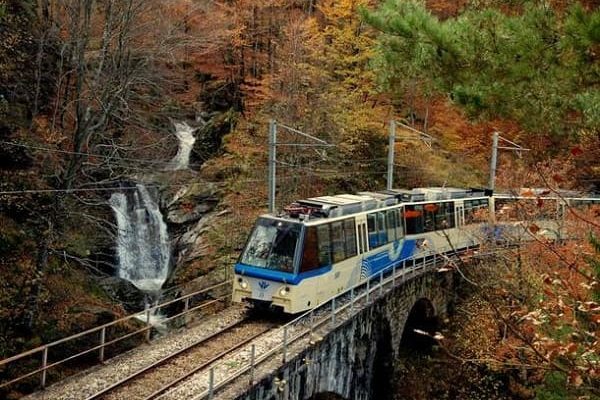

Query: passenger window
[367,214,378,248]
[434,202,449,230]
[396,208,404,236]
[445,202,456,228]
[331,222,346,263]
[386,210,397,242]
[423,203,437,232]
[377,212,387,245]
[344,219,357,258]
[405,205,424,234]
[300,227,319,272]
[316,224,331,266]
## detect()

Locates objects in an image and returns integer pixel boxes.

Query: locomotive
[232,187,493,314]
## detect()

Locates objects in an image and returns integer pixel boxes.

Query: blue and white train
[232,187,494,313]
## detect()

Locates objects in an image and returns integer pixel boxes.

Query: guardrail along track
[86,318,277,400]
[0,280,233,396]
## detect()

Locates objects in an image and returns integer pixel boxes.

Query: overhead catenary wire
[0,168,393,196]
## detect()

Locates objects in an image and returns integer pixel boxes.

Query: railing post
[350,286,355,308]
[183,297,190,326]
[99,326,106,363]
[309,309,314,336]
[145,304,152,342]
[393,263,397,285]
[250,344,256,386]
[379,271,383,294]
[208,367,215,399]
[366,278,370,302]
[331,298,336,327]
[282,326,288,363]
[40,347,48,388]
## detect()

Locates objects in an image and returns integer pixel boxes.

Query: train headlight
[279,286,290,296]
[238,278,248,289]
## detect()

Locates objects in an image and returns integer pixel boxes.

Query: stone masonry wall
[233,270,456,400]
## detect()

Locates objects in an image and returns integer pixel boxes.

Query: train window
[240,218,300,272]
[446,202,456,228]
[386,210,397,242]
[344,219,357,258]
[404,205,424,234]
[377,212,387,245]
[316,224,331,266]
[300,226,320,272]
[435,202,453,229]
[331,222,346,263]
[367,214,378,248]
[423,203,437,232]
[396,208,404,236]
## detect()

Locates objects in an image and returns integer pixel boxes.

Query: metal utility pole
[268,120,277,214]
[488,132,530,192]
[386,120,436,190]
[387,120,396,190]
[267,120,334,215]
[489,131,499,191]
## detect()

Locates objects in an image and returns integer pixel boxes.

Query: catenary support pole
[489,131,499,191]
[268,120,277,214]
[387,120,396,190]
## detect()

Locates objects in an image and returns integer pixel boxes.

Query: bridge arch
[369,317,394,400]
[400,297,438,351]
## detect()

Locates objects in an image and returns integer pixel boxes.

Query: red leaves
[552,174,564,183]
[537,197,544,208]
[529,223,540,234]
[570,146,584,157]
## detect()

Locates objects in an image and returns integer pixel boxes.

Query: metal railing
[192,249,466,399]
[0,280,232,392]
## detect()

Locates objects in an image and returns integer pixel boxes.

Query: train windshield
[240,218,301,273]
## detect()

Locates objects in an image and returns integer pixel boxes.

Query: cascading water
[109,184,170,292]
[167,122,197,170]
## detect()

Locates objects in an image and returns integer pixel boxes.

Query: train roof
[280,187,491,220]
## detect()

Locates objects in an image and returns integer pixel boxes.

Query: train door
[455,201,465,227]
[355,215,369,254]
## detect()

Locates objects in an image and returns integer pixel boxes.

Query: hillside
[0,0,599,397]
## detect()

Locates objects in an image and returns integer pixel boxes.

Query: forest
[0,0,599,398]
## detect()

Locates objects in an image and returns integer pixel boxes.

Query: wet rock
[165,182,219,225]
[173,210,226,266]
[96,276,147,311]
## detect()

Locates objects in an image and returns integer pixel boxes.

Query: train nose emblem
[258,281,270,290]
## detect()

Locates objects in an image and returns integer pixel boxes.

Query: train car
[232,188,493,314]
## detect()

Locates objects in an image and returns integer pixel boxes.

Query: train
[232,187,496,314]
[232,187,600,314]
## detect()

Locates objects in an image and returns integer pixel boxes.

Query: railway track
[85,317,277,400]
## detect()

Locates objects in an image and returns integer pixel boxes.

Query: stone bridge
[221,268,457,400]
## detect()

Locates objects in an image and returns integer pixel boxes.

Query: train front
[232,216,303,313]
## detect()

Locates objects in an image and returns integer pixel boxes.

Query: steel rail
[85,319,273,400]
[84,316,264,400]
[146,324,276,400]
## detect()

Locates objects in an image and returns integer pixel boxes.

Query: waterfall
[167,121,197,170]
[109,184,170,292]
